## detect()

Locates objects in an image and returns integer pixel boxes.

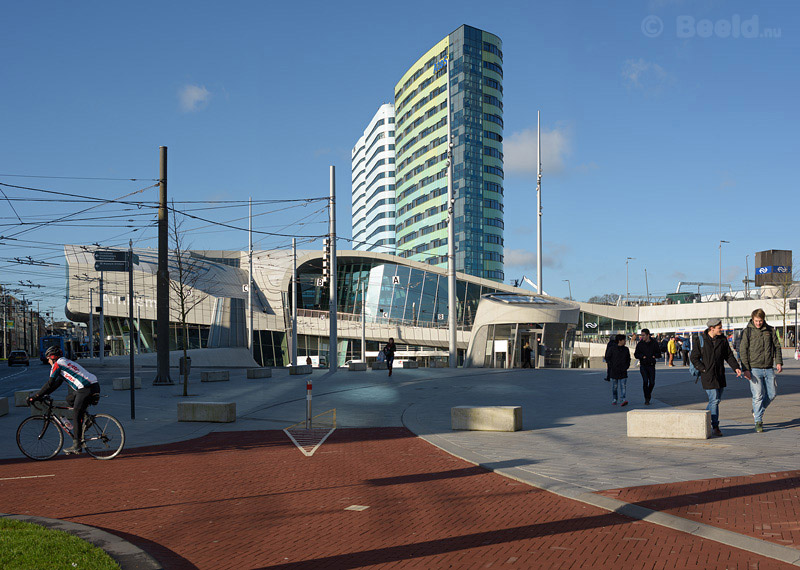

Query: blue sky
[1,0,797,318]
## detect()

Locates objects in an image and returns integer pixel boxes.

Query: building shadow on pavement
[248,510,635,570]
[365,459,536,487]
[101,526,200,570]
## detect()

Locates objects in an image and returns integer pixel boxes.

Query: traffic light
[322,238,330,282]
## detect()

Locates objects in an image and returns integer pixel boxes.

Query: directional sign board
[95,261,129,272]
[94,251,127,262]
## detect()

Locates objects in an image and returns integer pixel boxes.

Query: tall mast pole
[329,166,338,372]
[446,51,457,368]
[154,146,172,384]
[536,111,543,294]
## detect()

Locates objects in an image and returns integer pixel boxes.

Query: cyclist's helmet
[45,346,63,359]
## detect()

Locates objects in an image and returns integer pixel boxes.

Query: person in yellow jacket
[667,336,679,366]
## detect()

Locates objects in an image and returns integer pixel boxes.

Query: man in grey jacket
[740,308,783,433]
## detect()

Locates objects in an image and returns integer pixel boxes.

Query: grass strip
[0,518,120,570]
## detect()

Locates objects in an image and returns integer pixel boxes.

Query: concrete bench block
[401,361,419,369]
[627,409,710,439]
[289,365,312,375]
[246,368,272,379]
[15,390,39,407]
[0,397,8,417]
[177,402,236,423]
[429,361,447,368]
[348,361,367,371]
[201,370,230,382]
[113,376,142,390]
[370,361,388,370]
[451,406,522,432]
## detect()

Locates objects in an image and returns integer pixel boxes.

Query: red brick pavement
[0,428,793,569]
[598,471,800,550]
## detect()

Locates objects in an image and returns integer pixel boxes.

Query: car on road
[8,350,30,367]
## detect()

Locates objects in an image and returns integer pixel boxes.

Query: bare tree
[587,293,620,305]
[169,206,211,396]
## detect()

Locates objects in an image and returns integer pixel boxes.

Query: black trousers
[640,364,656,402]
[66,384,101,443]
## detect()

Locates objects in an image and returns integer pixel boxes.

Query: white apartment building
[351,104,397,253]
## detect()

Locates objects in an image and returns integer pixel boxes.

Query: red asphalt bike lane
[0,428,794,570]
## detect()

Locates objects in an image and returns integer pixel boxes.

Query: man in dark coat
[690,318,742,437]
[605,334,631,406]
[634,328,662,405]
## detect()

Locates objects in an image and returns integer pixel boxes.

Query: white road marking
[0,474,56,482]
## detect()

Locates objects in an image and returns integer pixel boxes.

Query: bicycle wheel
[82,414,125,460]
[17,416,64,461]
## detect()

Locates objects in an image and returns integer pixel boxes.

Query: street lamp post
[719,240,729,299]
[562,279,572,300]
[625,257,635,305]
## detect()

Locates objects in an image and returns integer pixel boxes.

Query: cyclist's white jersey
[51,357,98,390]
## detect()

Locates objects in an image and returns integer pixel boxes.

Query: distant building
[351,104,397,253]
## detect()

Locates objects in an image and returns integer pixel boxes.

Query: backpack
[688,333,704,383]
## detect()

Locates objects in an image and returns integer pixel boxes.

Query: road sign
[94,250,126,262]
[94,250,138,265]
[94,261,129,272]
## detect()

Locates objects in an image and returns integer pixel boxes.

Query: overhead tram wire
[0,173,159,182]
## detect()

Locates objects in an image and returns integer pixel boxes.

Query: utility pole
[154,146,172,385]
[719,240,729,299]
[248,197,254,357]
[536,111,543,295]
[446,53,457,368]
[645,268,650,303]
[99,273,104,363]
[88,288,93,358]
[291,238,297,368]
[128,239,135,419]
[329,166,338,372]
[626,257,635,306]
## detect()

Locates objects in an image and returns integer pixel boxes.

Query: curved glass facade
[295,257,500,328]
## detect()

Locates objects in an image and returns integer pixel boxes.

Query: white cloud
[505,249,538,267]
[621,58,673,92]
[178,84,211,113]
[504,124,571,176]
[505,243,569,270]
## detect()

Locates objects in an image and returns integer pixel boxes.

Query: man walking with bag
[691,318,742,437]
[740,308,783,433]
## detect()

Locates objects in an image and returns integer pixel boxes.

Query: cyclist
[27,346,101,455]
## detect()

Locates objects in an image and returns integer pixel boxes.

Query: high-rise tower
[351,104,397,253]
[393,25,504,281]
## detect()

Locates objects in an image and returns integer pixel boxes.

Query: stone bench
[289,365,312,375]
[627,409,710,439]
[177,402,236,423]
[348,361,367,371]
[201,370,230,382]
[429,360,448,368]
[0,397,8,417]
[401,361,419,369]
[451,406,522,432]
[15,390,39,407]
[113,376,142,390]
[246,368,272,379]
[371,361,388,370]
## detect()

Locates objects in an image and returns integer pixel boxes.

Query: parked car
[8,350,30,367]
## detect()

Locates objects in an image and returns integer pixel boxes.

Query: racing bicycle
[17,395,125,460]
